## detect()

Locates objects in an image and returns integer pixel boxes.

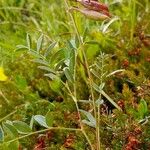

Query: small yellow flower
[0,67,8,81]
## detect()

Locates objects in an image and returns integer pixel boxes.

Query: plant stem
[64,82,82,127]
[62,82,94,150]
[97,105,101,150]
[0,110,17,123]
[82,129,95,150]
[64,0,96,124]
[64,1,99,149]
[6,127,81,144]
[63,0,82,44]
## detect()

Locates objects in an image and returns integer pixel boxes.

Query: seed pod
[77,0,109,13]
[70,7,110,21]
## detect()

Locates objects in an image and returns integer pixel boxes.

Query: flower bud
[78,0,109,13]
[70,7,110,21]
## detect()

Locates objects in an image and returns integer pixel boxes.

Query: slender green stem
[64,0,96,150]
[81,45,99,149]
[64,82,82,127]
[82,44,97,118]
[97,105,101,150]
[74,49,77,98]
[63,0,82,44]
[6,127,81,144]
[61,81,94,150]
[97,54,104,150]
[0,100,53,123]
[0,110,17,123]
[82,129,95,150]
[64,0,96,122]
[75,99,94,150]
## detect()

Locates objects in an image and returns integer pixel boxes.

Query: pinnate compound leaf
[34,115,49,128]
[13,121,32,134]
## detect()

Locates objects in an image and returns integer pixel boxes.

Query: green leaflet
[37,34,44,53]
[13,121,32,134]
[34,115,49,128]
